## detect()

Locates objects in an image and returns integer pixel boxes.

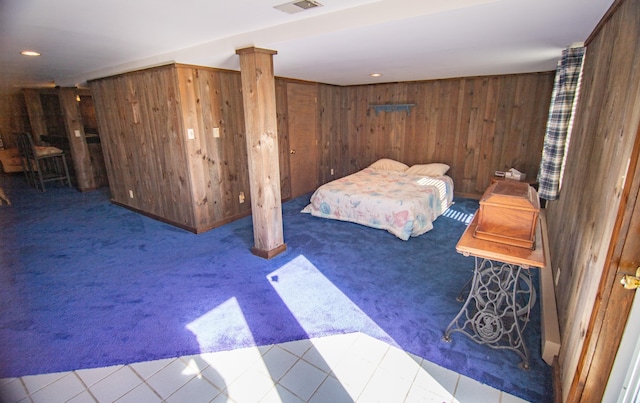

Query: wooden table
[443,211,546,369]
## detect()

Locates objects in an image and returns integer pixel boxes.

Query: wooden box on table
[474,180,540,249]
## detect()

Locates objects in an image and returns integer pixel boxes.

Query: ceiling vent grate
[274,0,323,14]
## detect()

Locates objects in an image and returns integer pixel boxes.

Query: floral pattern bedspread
[301,168,454,240]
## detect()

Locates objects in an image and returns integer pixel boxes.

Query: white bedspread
[301,168,454,240]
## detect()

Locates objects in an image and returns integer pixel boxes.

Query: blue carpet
[0,174,552,402]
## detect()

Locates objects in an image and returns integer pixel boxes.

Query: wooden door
[569,123,640,401]
[287,82,318,198]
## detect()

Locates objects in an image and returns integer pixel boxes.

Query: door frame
[602,290,640,401]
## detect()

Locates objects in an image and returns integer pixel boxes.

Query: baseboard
[553,355,563,403]
[110,199,252,234]
[251,243,287,259]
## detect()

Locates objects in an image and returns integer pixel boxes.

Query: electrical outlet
[331,168,334,176]
[129,190,134,199]
[74,129,81,137]
[187,128,195,140]
[239,192,245,204]
[555,267,561,286]
[213,127,220,138]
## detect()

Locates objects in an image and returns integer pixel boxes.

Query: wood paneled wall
[317,73,554,198]
[275,79,292,200]
[318,84,348,185]
[91,66,194,227]
[176,65,252,229]
[1,92,30,148]
[19,87,108,191]
[58,88,105,191]
[543,0,640,399]
[90,64,292,233]
[90,63,553,231]
[22,89,48,138]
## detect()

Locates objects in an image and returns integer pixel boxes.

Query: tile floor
[0,332,530,403]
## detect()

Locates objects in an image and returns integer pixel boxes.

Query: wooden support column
[58,88,97,191]
[22,89,47,141]
[236,46,286,259]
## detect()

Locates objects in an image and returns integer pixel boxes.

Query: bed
[301,159,454,240]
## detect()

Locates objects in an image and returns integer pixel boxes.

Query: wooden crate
[474,180,540,249]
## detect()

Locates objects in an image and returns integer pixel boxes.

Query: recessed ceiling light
[21,50,41,56]
[370,73,383,77]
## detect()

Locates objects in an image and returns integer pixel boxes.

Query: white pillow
[368,158,409,172]
[405,163,450,176]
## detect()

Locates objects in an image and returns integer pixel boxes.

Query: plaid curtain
[538,47,585,200]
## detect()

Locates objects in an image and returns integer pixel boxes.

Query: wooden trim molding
[111,199,252,234]
[585,0,625,46]
[251,244,288,259]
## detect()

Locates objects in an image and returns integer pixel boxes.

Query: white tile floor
[0,332,530,403]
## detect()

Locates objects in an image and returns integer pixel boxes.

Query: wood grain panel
[275,79,291,200]
[196,68,225,221]
[175,66,204,227]
[190,66,253,223]
[4,93,30,147]
[22,89,47,141]
[236,47,285,256]
[317,83,346,184]
[58,88,96,191]
[92,77,135,204]
[90,65,195,229]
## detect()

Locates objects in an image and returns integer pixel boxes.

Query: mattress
[301,167,454,240]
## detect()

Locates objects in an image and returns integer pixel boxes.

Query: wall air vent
[274,0,323,14]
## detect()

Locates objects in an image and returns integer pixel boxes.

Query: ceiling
[0,0,614,94]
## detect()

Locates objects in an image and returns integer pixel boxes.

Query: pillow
[368,158,409,172]
[405,163,450,177]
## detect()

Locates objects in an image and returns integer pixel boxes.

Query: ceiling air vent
[274,0,323,14]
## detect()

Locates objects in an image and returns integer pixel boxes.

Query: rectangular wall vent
[274,0,323,14]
